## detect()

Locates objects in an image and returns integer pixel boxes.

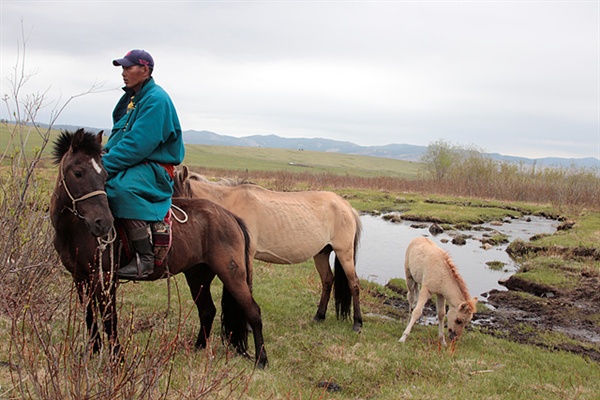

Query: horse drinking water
[399,237,477,345]
[174,166,363,332]
[50,129,267,368]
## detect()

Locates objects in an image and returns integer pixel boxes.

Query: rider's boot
[117,224,154,279]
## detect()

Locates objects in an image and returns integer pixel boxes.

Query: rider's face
[121,65,149,93]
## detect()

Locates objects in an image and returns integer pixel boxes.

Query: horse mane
[443,252,471,302]
[188,171,210,182]
[52,129,103,164]
[216,177,255,186]
[180,166,255,187]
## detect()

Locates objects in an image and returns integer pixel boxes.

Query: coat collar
[122,77,155,98]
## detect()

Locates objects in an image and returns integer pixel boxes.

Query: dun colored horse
[399,237,477,345]
[50,129,267,368]
[174,166,364,332]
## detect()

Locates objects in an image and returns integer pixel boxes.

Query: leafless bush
[190,160,600,212]
[1,27,251,399]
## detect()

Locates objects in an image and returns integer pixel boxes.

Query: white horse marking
[91,158,102,174]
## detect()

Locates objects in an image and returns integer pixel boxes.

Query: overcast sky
[1,1,598,160]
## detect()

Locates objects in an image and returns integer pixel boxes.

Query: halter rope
[170,204,189,223]
[97,227,117,297]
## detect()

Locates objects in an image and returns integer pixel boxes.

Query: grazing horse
[50,129,267,368]
[399,237,477,345]
[174,166,364,332]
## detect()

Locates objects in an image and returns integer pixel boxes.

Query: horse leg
[435,295,447,346]
[76,280,102,353]
[94,276,121,358]
[313,251,333,322]
[184,267,217,349]
[247,300,268,369]
[335,252,363,333]
[215,250,268,369]
[399,287,430,343]
[406,276,419,313]
[222,283,268,369]
[85,299,102,354]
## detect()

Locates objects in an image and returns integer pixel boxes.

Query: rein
[59,160,107,219]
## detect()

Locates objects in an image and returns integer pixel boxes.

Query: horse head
[447,297,478,341]
[51,128,114,237]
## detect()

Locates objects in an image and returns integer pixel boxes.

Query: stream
[355,214,558,297]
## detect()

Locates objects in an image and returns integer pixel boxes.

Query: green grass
[2,122,599,399]
[183,143,423,178]
[516,257,598,290]
[113,262,599,399]
[0,123,422,178]
[534,211,600,248]
[4,258,598,398]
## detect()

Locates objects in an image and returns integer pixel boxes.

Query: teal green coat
[103,77,185,221]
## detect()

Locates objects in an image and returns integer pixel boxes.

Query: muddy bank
[476,268,600,362]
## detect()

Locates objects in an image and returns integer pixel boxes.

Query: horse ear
[72,128,85,150]
[468,297,478,313]
[182,165,189,180]
[459,301,475,313]
[96,131,104,145]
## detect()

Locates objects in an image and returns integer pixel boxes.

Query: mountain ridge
[183,129,600,169]
[41,124,599,169]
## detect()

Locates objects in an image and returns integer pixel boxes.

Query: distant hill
[183,129,600,169]
[36,124,600,169]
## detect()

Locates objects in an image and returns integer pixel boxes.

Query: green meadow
[1,123,599,399]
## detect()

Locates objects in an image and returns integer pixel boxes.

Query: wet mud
[475,270,600,362]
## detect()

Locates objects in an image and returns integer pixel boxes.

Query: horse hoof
[255,356,268,369]
[318,381,342,392]
[256,360,267,369]
[352,323,362,333]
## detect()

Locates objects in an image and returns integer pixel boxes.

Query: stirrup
[117,259,154,279]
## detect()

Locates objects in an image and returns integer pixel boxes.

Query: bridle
[57,153,116,280]
[58,158,108,219]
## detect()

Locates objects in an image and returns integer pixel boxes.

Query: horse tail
[334,257,351,320]
[234,215,253,291]
[221,287,249,356]
[353,209,363,260]
[334,208,362,321]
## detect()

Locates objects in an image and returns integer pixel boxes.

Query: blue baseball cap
[112,49,154,69]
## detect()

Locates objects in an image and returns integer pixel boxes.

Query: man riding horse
[103,49,185,280]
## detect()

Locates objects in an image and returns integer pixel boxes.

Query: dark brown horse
[50,129,267,368]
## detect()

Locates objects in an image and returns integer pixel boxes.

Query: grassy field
[1,122,599,399]
[0,123,422,178]
[3,258,598,399]
[184,143,423,178]
[112,262,600,399]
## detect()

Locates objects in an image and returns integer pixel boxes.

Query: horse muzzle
[87,216,114,238]
[448,329,458,341]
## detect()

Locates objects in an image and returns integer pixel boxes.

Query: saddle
[115,210,173,268]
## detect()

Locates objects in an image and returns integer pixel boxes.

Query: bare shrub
[190,156,600,212]
[1,27,252,399]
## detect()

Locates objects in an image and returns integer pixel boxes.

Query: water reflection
[356,214,558,297]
